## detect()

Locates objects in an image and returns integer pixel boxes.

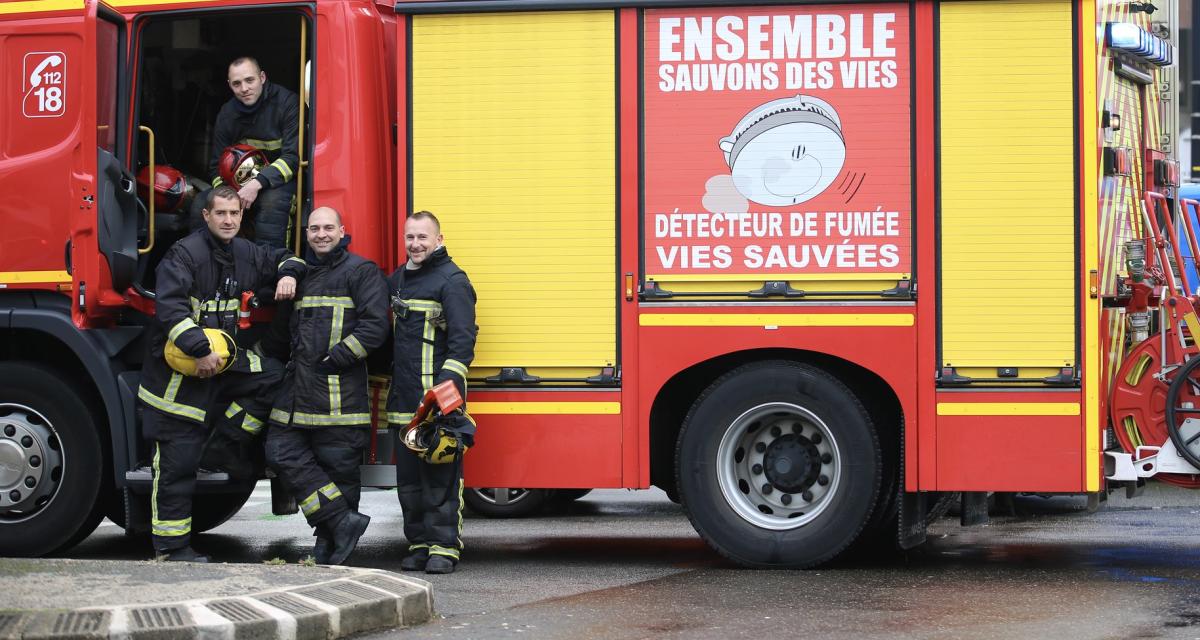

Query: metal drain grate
[254,593,322,617]
[127,605,188,631]
[207,599,270,623]
[50,611,106,634]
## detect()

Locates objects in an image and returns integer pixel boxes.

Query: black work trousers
[145,362,284,553]
[394,431,464,560]
[265,425,369,528]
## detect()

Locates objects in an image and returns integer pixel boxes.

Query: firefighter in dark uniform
[387,211,478,575]
[204,56,300,249]
[138,185,306,562]
[265,207,389,565]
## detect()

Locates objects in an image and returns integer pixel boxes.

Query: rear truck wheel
[0,362,106,556]
[108,481,256,534]
[463,487,552,518]
[676,361,881,568]
[192,485,255,532]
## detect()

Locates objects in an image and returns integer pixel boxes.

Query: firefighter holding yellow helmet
[137,185,306,562]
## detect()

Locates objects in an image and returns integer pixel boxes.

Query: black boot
[400,548,429,572]
[157,547,209,563]
[313,523,332,564]
[425,554,456,574]
[328,511,370,565]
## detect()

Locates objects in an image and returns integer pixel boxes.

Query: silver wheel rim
[716,402,841,530]
[0,403,65,523]
[471,488,534,507]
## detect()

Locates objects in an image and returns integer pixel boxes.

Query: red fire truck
[0,0,1191,567]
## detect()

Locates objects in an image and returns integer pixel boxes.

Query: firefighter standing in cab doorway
[201,56,300,249]
[387,211,478,575]
[265,207,389,565]
[138,186,306,562]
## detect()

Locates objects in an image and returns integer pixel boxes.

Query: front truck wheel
[676,361,881,568]
[0,362,106,555]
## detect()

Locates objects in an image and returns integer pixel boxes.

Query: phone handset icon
[28,55,63,89]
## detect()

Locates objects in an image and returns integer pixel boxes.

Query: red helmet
[136,164,193,213]
[218,143,268,189]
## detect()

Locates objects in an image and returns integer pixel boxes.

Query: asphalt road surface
[68,483,1200,639]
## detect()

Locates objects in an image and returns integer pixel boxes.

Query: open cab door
[0,0,128,327]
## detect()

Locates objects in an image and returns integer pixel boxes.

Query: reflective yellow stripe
[278,256,306,269]
[936,403,1081,416]
[0,270,72,284]
[401,299,442,313]
[290,412,372,427]
[330,307,345,350]
[152,444,162,535]
[198,299,241,312]
[456,478,464,548]
[296,296,355,310]
[408,543,430,552]
[211,176,223,187]
[422,315,435,392]
[247,351,262,373]
[328,375,341,415]
[270,159,294,181]
[299,490,321,516]
[387,412,415,424]
[639,313,915,327]
[241,413,264,435]
[429,545,460,559]
[442,359,469,378]
[168,318,198,343]
[241,137,282,151]
[224,402,243,419]
[152,518,192,537]
[164,372,183,402]
[319,482,342,501]
[344,335,368,359]
[269,408,292,425]
[469,402,619,415]
[139,386,207,422]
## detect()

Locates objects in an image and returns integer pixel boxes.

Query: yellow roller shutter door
[411,12,617,380]
[939,0,1077,380]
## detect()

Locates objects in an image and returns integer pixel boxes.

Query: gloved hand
[314,355,339,376]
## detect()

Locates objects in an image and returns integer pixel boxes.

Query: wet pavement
[64,483,1200,639]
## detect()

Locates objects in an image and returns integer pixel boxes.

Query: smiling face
[227,60,266,107]
[306,207,345,257]
[202,194,243,243]
[404,216,442,266]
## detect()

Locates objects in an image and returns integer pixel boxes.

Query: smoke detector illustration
[718,95,846,207]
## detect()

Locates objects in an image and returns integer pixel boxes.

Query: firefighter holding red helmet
[206,56,300,248]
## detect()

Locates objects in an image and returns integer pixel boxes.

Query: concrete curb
[0,568,433,640]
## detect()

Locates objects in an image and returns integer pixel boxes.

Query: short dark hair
[228,56,261,74]
[205,185,241,210]
[409,210,440,232]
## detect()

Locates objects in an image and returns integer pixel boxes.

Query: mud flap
[898,491,928,550]
[960,491,990,526]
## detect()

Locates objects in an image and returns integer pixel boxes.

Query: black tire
[551,489,592,503]
[675,360,881,568]
[463,488,552,518]
[108,484,255,534]
[0,362,107,556]
[193,485,255,532]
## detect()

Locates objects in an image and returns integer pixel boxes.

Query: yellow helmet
[402,420,468,465]
[164,328,237,376]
